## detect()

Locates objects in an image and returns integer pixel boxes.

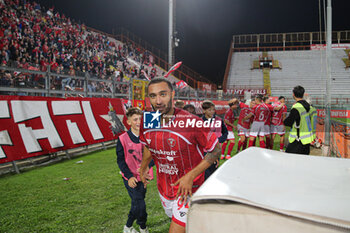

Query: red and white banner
[311,43,350,50]
[317,109,350,119]
[164,61,182,78]
[176,80,188,89]
[225,89,267,96]
[0,96,129,164]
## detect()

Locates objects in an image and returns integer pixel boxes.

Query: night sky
[35,0,350,86]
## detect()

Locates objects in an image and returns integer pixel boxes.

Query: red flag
[176,80,188,89]
[141,70,150,81]
[164,61,182,78]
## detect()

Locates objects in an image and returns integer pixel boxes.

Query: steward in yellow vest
[284,86,315,155]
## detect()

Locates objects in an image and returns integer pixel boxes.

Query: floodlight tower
[168,0,179,65]
[324,0,332,155]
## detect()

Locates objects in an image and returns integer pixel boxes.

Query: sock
[227,142,235,156]
[280,143,284,150]
[248,139,255,147]
[265,136,271,149]
[221,142,227,155]
[243,139,248,150]
[237,140,243,152]
[259,139,266,148]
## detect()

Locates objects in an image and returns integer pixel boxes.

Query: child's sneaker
[140,227,149,233]
[123,225,139,233]
[225,155,231,160]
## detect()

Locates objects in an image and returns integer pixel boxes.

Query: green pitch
[0,149,170,233]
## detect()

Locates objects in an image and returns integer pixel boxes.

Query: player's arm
[224,119,234,128]
[172,143,221,203]
[243,112,254,121]
[140,146,153,188]
[273,103,285,111]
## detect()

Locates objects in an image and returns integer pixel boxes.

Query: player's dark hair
[126,107,143,118]
[293,85,305,98]
[279,96,285,100]
[263,96,269,102]
[255,94,263,101]
[202,100,215,110]
[174,100,185,108]
[183,104,195,111]
[147,77,174,92]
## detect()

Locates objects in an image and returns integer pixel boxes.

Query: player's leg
[221,140,228,159]
[265,134,271,149]
[237,135,245,152]
[169,196,189,233]
[271,133,276,150]
[225,131,235,159]
[258,135,266,148]
[169,221,185,233]
[122,179,138,233]
[226,139,235,159]
[134,183,148,232]
[279,134,285,151]
[248,122,258,147]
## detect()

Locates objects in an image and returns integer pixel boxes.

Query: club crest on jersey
[167,138,176,148]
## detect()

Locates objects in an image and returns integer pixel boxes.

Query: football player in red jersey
[236,99,255,152]
[271,96,287,151]
[222,98,238,159]
[139,78,221,233]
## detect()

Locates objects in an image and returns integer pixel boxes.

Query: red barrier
[0,96,128,164]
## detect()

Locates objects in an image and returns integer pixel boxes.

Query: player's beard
[151,96,173,116]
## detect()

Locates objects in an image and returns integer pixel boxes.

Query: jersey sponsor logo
[167,138,176,148]
[149,147,177,156]
[158,163,179,175]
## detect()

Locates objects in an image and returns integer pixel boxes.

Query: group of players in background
[175,94,288,160]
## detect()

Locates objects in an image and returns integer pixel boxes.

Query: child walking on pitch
[201,100,228,179]
[116,107,153,233]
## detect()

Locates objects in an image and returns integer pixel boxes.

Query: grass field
[0,149,170,233]
[0,130,287,233]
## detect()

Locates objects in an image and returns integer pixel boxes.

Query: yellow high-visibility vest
[289,102,315,145]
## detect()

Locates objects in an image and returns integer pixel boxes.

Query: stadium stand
[0,0,185,96]
[226,49,350,99]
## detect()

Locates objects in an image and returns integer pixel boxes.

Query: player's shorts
[159,192,189,227]
[237,124,249,137]
[263,124,271,135]
[227,131,235,140]
[249,121,267,137]
[271,124,286,135]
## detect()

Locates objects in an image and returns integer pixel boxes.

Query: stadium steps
[263,68,271,95]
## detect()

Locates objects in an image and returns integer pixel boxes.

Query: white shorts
[271,124,285,135]
[159,193,189,227]
[249,121,267,137]
[227,131,235,140]
[237,124,249,137]
[264,124,271,135]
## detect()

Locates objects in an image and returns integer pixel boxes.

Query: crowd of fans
[0,0,158,96]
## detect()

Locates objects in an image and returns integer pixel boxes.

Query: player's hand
[128,177,138,188]
[139,167,150,188]
[172,173,194,204]
[215,159,219,168]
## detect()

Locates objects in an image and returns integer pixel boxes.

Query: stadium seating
[226,49,350,99]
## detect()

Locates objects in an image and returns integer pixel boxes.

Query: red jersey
[237,102,253,129]
[224,108,235,131]
[140,108,218,200]
[271,102,287,126]
[264,103,274,126]
[253,103,272,123]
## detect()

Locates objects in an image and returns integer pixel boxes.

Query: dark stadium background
[35,0,350,85]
